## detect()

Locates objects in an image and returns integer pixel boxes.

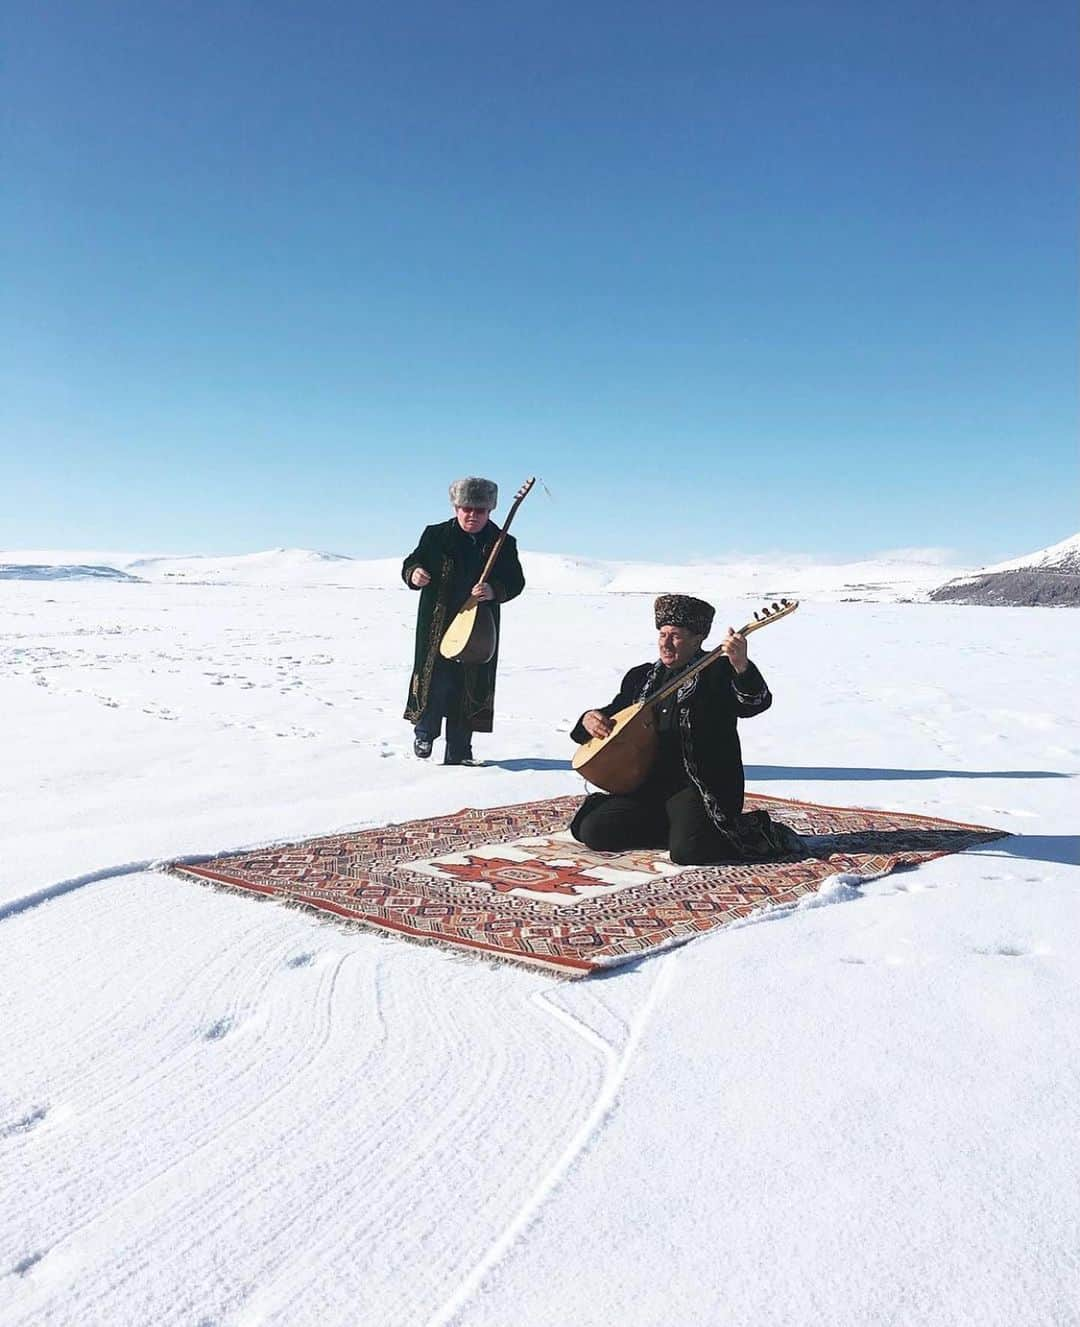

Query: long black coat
[571,656,772,820]
[402,518,525,732]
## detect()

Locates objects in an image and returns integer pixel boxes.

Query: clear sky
[3,0,1076,564]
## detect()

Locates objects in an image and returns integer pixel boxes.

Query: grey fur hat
[654,593,715,637]
[449,476,498,509]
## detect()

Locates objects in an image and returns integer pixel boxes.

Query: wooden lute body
[439,477,535,664]
[571,599,799,795]
[438,599,498,664]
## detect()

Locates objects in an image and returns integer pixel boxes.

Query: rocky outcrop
[0,564,143,582]
[930,569,1080,606]
[930,534,1080,606]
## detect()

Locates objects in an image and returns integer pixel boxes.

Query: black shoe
[413,734,434,759]
[444,748,479,767]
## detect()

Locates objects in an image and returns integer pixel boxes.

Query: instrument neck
[478,488,529,583]
[646,644,727,705]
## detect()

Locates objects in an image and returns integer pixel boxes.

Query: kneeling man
[570,593,791,863]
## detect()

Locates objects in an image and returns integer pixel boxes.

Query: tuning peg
[754,611,762,621]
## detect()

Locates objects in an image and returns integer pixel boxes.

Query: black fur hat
[654,593,715,637]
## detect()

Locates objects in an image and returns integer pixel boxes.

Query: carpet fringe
[165,865,578,979]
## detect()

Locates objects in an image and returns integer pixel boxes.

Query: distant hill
[0,563,143,582]
[930,534,1080,606]
[125,548,371,586]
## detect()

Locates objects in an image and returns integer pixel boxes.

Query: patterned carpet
[168,794,1006,975]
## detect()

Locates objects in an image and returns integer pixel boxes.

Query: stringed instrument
[439,476,536,664]
[571,598,799,794]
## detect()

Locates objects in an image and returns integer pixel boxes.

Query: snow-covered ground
[2,555,1078,1326]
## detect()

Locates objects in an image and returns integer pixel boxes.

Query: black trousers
[414,658,473,757]
[570,784,738,866]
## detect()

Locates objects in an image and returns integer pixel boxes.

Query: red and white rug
[168,793,1006,975]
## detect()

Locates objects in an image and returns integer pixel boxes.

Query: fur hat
[654,593,715,637]
[449,476,498,510]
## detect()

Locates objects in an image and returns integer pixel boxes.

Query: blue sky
[3,0,1076,564]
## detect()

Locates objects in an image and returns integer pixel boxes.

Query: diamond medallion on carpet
[168,794,1006,975]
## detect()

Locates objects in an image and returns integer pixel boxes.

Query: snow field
[1,572,1078,1325]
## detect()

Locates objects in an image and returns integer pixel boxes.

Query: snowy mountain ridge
[930,532,1080,606]
[0,563,142,583]
[0,546,973,602]
[981,531,1080,575]
[8,536,1075,603]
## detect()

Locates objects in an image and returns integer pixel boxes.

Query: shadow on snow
[747,765,1070,782]
[488,757,574,772]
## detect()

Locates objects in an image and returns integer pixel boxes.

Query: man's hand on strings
[582,710,614,739]
[409,566,431,588]
[720,627,749,674]
[471,582,495,602]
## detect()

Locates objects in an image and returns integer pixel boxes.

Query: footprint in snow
[973,944,1029,958]
[143,706,178,721]
[284,952,315,969]
[9,1251,45,1277]
[0,1105,48,1139]
[202,1017,234,1042]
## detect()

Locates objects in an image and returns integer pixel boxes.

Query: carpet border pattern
[169,793,1006,975]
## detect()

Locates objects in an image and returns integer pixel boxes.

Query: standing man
[569,594,799,860]
[403,477,525,765]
